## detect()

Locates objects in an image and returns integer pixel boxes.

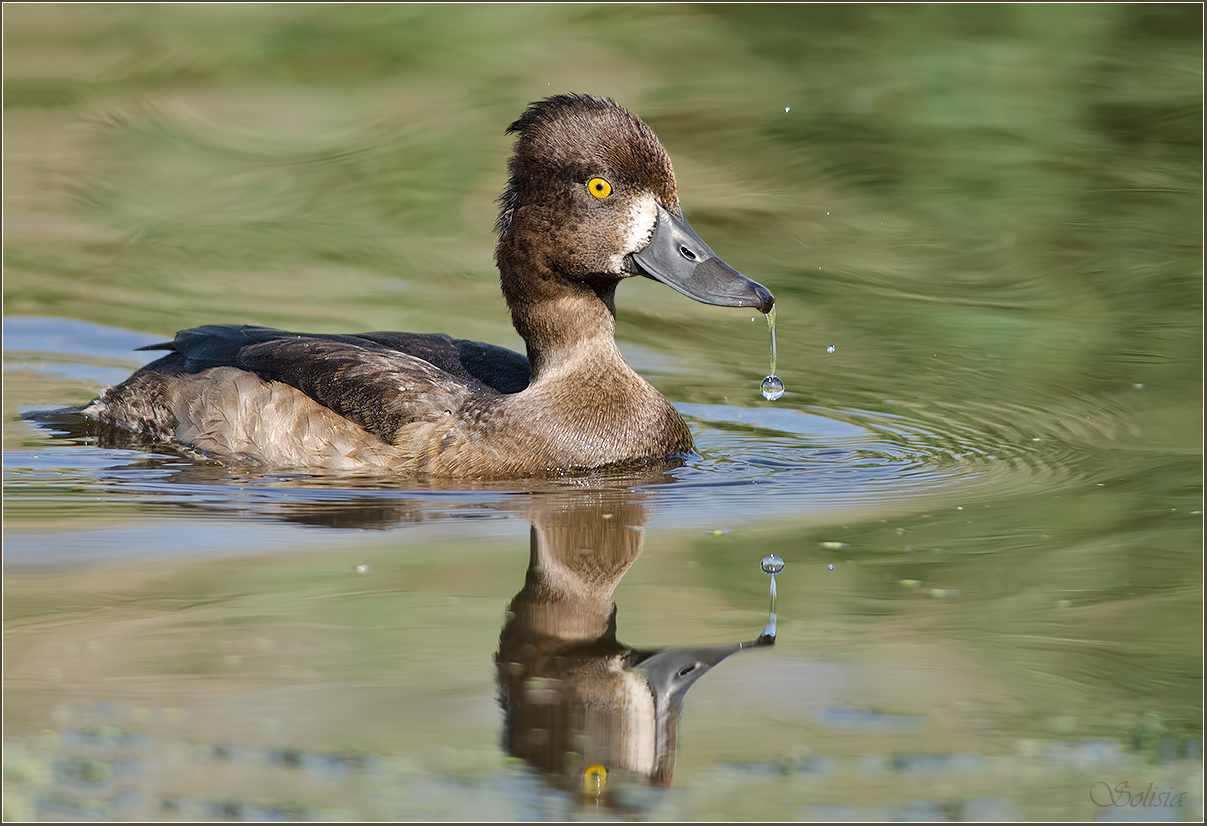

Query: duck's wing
[352,332,531,395]
[140,325,531,394]
[235,337,483,447]
[144,326,495,447]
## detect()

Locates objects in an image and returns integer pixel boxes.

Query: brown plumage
[87,95,774,478]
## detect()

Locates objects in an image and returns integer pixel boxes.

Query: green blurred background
[5,4,1201,413]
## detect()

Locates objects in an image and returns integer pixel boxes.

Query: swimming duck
[87,94,774,477]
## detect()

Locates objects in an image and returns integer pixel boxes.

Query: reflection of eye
[583,764,607,795]
[587,177,612,199]
[678,664,698,677]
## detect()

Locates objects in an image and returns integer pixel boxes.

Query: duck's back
[134,325,531,393]
[90,325,534,471]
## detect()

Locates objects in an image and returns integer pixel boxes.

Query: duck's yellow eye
[587,177,612,199]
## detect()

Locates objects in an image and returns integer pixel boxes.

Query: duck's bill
[632,203,774,314]
[631,643,743,699]
[632,634,773,698]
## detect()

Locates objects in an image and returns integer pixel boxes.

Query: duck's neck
[499,261,628,383]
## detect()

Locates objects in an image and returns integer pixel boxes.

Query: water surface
[4,5,1202,821]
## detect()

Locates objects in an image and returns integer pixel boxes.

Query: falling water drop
[760,554,785,574]
[760,307,785,400]
[826,344,835,354]
[761,375,784,401]
[767,307,778,374]
[827,563,836,571]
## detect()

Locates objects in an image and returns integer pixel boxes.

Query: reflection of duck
[86,95,773,477]
[496,491,772,807]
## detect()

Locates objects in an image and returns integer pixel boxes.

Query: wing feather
[234,338,484,446]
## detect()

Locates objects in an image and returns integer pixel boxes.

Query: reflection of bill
[495,492,773,810]
[1089,780,1187,809]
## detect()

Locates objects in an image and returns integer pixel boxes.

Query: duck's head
[496,94,774,315]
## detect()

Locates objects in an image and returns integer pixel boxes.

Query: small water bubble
[827,563,835,571]
[760,554,785,575]
[761,375,784,401]
[826,344,835,353]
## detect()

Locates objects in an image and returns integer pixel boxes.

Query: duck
[86,94,774,477]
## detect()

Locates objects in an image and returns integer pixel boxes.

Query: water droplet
[355,565,370,574]
[784,106,791,113]
[1133,383,1144,389]
[826,344,835,353]
[760,305,782,401]
[761,375,784,400]
[760,554,785,575]
[827,563,835,571]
